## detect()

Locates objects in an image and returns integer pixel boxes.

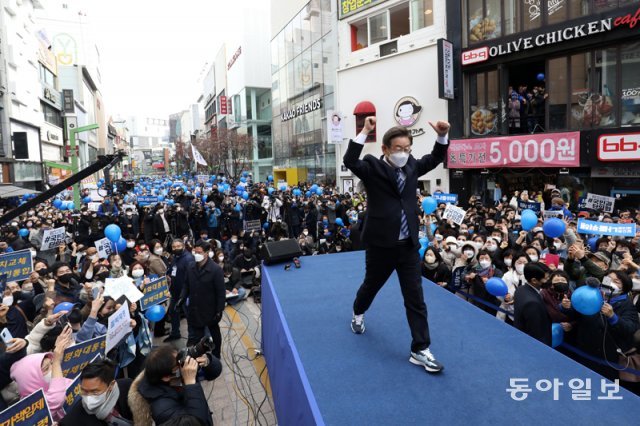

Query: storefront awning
[353,101,376,115]
[0,185,40,198]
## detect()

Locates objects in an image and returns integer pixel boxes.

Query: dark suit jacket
[343,140,447,248]
[514,284,552,346]
[180,257,226,327]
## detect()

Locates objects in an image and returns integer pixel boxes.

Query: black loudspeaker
[261,239,302,265]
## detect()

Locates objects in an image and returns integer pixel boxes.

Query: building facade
[449,1,640,208]
[270,0,337,185]
[128,116,170,176]
[336,0,450,194]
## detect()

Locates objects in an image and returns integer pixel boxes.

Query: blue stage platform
[262,251,640,426]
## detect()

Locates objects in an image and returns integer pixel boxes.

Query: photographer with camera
[178,241,225,359]
[130,344,221,426]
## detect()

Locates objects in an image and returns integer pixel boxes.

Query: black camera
[176,337,215,366]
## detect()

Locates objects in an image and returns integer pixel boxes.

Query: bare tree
[193,128,253,178]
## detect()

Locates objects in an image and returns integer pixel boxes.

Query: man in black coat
[61,359,133,425]
[179,241,226,358]
[514,262,552,345]
[343,116,449,374]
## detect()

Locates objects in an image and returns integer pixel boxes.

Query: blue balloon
[268,187,275,195]
[293,189,301,196]
[242,192,249,200]
[53,302,74,314]
[167,199,175,206]
[235,204,242,212]
[105,224,122,242]
[311,184,318,191]
[335,218,344,227]
[315,187,323,195]
[571,285,603,316]
[267,175,273,182]
[587,236,598,252]
[53,199,63,209]
[263,222,270,229]
[18,228,29,237]
[59,202,68,211]
[419,246,427,260]
[430,223,437,233]
[521,209,538,231]
[486,277,508,297]
[279,184,287,191]
[202,195,208,202]
[305,191,311,197]
[551,323,564,348]
[240,177,247,183]
[421,197,437,214]
[537,73,545,81]
[543,218,565,238]
[158,195,165,202]
[419,237,429,248]
[66,202,75,211]
[242,171,249,177]
[115,237,127,252]
[144,304,166,322]
[83,196,91,204]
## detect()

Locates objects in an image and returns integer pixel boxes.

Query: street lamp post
[69,123,99,207]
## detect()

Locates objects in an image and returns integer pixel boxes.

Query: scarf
[84,383,120,420]
[423,261,439,271]
[476,265,494,278]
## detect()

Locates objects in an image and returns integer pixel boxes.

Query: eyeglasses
[389,146,412,153]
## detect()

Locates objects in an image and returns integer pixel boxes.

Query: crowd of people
[507,84,548,133]
[0,172,639,424]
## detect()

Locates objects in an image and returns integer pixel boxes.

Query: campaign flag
[41,226,66,251]
[137,196,159,206]
[518,200,541,212]
[433,193,458,204]
[61,335,106,378]
[191,144,208,166]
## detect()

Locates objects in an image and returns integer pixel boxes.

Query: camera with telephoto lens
[176,337,215,366]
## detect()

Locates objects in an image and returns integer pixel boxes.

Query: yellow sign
[339,0,385,19]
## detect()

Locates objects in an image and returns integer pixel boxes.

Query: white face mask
[126,242,135,248]
[2,296,13,306]
[450,246,461,256]
[303,230,309,236]
[632,278,640,292]
[435,234,443,241]
[132,269,144,278]
[515,264,525,275]
[486,245,497,252]
[231,238,238,244]
[82,389,109,411]
[464,250,475,259]
[193,253,205,262]
[504,259,512,267]
[208,251,215,258]
[424,255,436,264]
[43,371,52,384]
[529,255,539,263]
[554,242,563,250]
[388,151,409,168]
[218,256,224,262]
[154,248,163,256]
[479,260,491,269]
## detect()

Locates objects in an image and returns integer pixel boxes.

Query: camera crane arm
[0,153,125,225]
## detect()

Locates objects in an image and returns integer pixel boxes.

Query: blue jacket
[207,208,221,228]
[76,316,107,343]
[169,251,194,297]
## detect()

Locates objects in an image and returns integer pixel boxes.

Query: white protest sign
[105,301,132,353]
[443,204,467,226]
[585,193,615,213]
[104,276,144,303]
[41,227,66,251]
[87,202,101,212]
[122,204,136,213]
[94,238,113,259]
[542,210,564,220]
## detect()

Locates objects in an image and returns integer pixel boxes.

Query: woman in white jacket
[496,253,528,323]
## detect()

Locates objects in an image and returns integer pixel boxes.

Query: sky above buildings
[88,0,258,119]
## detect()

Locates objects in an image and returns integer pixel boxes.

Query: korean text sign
[577,219,636,237]
[139,276,170,311]
[61,335,106,379]
[0,250,33,282]
[0,389,52,425]
[449,132,580,169]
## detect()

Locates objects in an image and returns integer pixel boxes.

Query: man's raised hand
[363,116,376,134]
[429,121,450,137]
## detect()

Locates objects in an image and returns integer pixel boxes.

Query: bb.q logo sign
[597,133,640,162]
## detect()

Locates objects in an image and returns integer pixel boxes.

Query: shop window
[547,0,568,25]
[350,18,368,51]
[369,12,388,45]
[469,71,499,137]
[593,48,617,128]
[570,52,592,129]
[12,132,29,159]
[467,0,501,44]
[548,57,568,130]
[621,42,640,126]
[410,0,434,31]
[389,2,410,39]
[507,60,547,133]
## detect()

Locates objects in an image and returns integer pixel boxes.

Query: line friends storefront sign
[462,7,640,66]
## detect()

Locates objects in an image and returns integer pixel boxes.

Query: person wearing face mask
[120,208,140,240]
[164,240,194,343]
[146,239,169,275]
[178,241,225,358]
[29,221,57,265]
[497,253,528,323]
[79,248,101,284]
[9,326,74,420]
[153,205,171,243]
[97,196,119,218]
[120,235,138,266]
[107,253,127,279]
[539,270,575,338]
[421,248,452,291]
[232,247,261,289]
[343,116,449,373]
[52,263,81,304]
[224,234,241,259]
[468,250,503,316]
[514,262,552,346]
[60,359,134,425]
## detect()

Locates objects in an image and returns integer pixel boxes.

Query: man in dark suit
[343,116,449,373]
[514,262,552,345]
